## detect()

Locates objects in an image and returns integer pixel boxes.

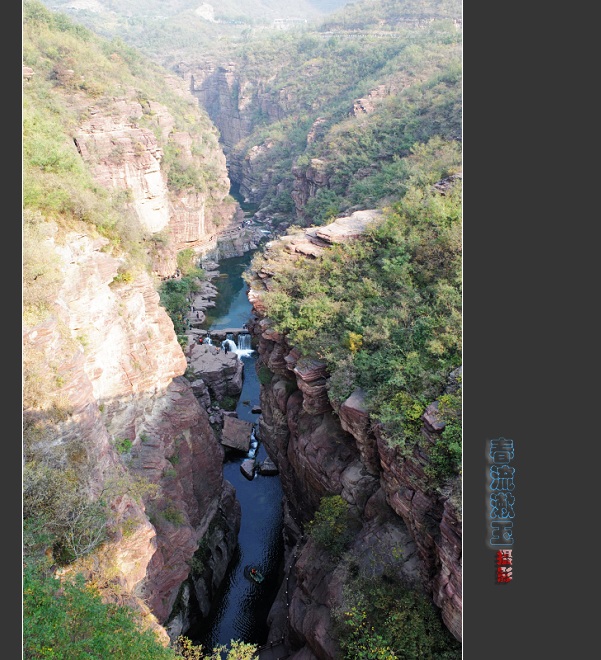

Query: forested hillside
[219,13,461,225]
[38,0,347,65]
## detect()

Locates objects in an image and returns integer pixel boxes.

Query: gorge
[23,2,462,658]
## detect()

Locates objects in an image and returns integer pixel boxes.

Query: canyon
[23,4,462,655]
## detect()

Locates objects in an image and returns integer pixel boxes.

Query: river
[187,250,285,652]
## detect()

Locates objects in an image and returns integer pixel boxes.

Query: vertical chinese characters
[488,437,515,582]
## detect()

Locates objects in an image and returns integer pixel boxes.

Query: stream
[187,250,285,651]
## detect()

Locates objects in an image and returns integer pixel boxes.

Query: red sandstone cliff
[22,225,240,641]
[71,76,238,276]
[245,212,462,655]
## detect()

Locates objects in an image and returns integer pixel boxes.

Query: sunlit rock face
[72,82,238,277]
[23,227,239,636]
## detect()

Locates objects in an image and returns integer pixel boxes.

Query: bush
[115,438,133,454]
[425,391,462,481]
[158,275,204,334]
[23,461,110,565]
[308,495,356,559]
[162,505,185,526]
[173,636,258,659]
[177,248,204,279]
[23,564,177,659]
[334,573,462,660]
[257,365,273,385]
[218,395,238,411]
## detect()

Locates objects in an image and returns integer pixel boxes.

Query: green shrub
[425,392,462,481]
[23,564,177,659]
[177,248,204,279]
[308,495,356,559]
[162,505,185,526]
[114,438,133,454]
[334,572,461,660]
[257,365,273,385]
[218,395,238,411]
[158,275,204,334]
[23,560,260,659]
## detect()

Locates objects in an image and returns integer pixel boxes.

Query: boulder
[240,458,256,480]
[221,416,253,452]
[259,457,278,476]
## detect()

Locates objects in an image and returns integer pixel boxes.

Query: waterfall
[221,336,254,357]
[221,339,238,354]
[235,332,254,357]
[204,336,213,345]
[237,333,252,351]
[247,425,259,459]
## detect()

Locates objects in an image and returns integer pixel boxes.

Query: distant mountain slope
[36,0,337,63]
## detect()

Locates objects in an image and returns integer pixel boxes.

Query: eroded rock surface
[243,212,462,654]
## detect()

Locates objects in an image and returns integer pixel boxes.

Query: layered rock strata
[23,227,240,640]
[71,78,238,277]
[245,212,462,655]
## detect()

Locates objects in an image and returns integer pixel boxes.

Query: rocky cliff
[71,77,239,276]
[178,60,311,209]
[245,212,462,655]
[22,224,240,641]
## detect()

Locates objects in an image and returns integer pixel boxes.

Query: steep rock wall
[178,61,299,206]
[245,213,462,654]
[23,226,240,639]
[72,81,238,276]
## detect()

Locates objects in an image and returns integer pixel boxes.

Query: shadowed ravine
[187,250,285,651]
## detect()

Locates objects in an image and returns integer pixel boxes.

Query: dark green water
[189,252,285,651]
[199,252,256,331]
[229,180,259,215]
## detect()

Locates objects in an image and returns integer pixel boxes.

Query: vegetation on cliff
[250,138,462,480]
[307,496,461,658]
[335,577,461,659]
[158,248,207,338]
[24,559,258,658]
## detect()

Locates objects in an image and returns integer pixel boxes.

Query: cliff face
[72,80,238,275]
[245,213,462,655]
[184,62,257,158]
[23,226,240,638]
[179,61,298,206]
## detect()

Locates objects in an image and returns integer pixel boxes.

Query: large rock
[339,388,381,476]
[221,416,253,452]
[240,458,256,480]
[259,456,278,476]
[22,228,238,635]
[188,343,243,401]
[72,78,236,277]
[313,209,382,244]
